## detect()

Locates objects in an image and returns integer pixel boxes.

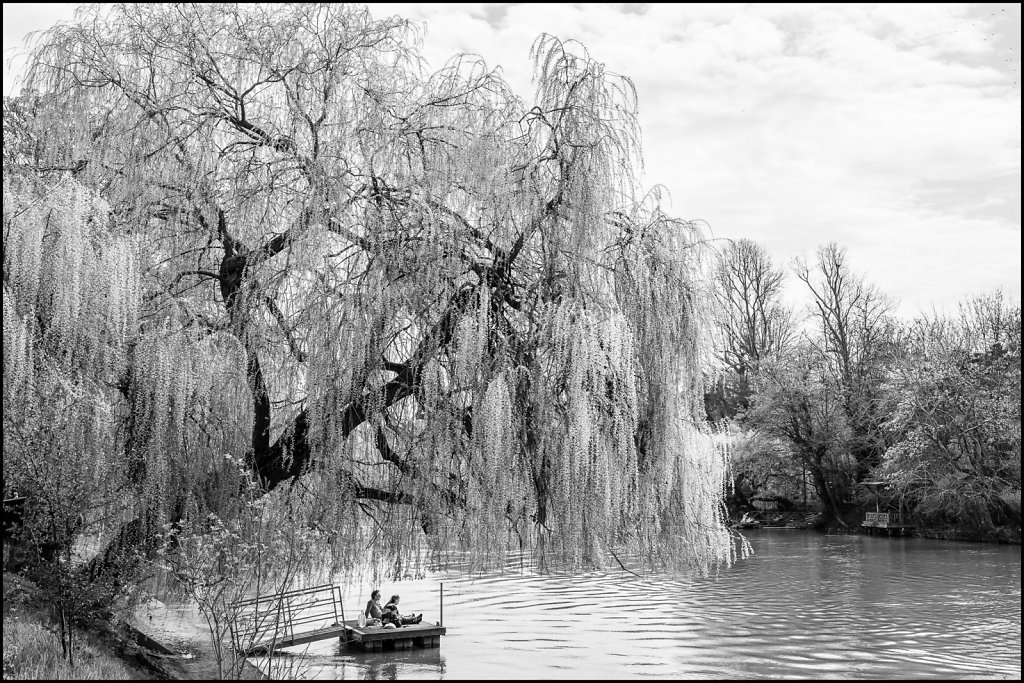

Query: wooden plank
[245,624,348,653]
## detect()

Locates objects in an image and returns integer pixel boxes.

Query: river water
[253,531,1020,680]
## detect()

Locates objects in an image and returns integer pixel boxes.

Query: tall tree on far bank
[741,243,892,522]
[706,238,795,507]
[793,243,894,481]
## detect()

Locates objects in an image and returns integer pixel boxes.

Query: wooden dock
[344,620,447,652]
[230,585,446,655]
[246,620,446,653]
[245,623,347,653]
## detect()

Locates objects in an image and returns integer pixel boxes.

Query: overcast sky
[4,3,1020,319]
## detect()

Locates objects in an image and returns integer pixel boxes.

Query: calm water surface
[263,532,1021,680]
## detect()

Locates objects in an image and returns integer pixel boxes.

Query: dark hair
[371,589,381,600]
[389,594,400,604]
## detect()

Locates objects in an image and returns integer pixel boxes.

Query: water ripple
[265,532,1020,680]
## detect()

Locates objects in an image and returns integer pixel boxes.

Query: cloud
[2,3,78,95]
[6,3,1020,317]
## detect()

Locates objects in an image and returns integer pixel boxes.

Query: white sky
[4,3,1020,319]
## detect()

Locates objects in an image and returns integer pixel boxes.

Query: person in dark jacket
[382,595,422,627]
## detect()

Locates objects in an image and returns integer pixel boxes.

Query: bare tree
[714,238,794,376]
[793,243,891,387]
[958,288,1021,357]
[792,243,894,481]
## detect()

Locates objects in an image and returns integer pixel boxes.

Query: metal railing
[228,584,345,652]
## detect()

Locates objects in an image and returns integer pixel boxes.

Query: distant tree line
[708,239,1021,538]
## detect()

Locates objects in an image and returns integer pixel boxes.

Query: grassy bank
[2,574,152,681]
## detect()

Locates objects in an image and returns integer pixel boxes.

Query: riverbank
[729,508,1022,544]
[2,573,152,680]
[2,611,148,680]
[917,526,1022,544]
[813,522,1021,544]
[128,594,266,679]
[2,572,266,680]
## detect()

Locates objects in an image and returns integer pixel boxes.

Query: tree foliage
[3,3,737,581]
[746,344,855,521]
[723,428,803,510]
[877,291,1021,532]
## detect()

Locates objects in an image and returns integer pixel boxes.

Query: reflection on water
[300,648,445,681]
[267,532,1021,680]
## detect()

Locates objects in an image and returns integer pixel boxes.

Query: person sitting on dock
[382,595,422,627]
[366,589,385,626]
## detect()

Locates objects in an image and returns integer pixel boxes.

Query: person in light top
[363,589,383,626]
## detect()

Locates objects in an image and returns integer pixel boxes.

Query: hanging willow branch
[4,4,741,580]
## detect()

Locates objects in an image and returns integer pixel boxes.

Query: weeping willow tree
[3,3,738,584]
